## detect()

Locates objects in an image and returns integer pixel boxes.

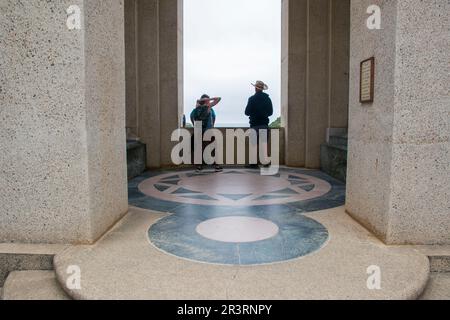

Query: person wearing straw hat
[245,81,273,128]
[245,81,274,168]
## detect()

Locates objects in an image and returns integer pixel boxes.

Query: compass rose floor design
[128,167,346,265]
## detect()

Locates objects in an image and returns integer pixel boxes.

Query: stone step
[329,135,348,147]
[420,273,450,300]
[320,144,347,182]
[127,141,147,180]
[2,271,70,300]
[53,207,429,300]
[0,243,68,287]
[429,256,450,273]
[410,245,450,273]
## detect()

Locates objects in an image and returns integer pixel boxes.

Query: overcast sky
[184,0,281,126]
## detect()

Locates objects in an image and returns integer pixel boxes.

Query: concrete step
[127,141,147,180]
[53,207,429,300]
[0,243,68,287]
[329,135,348,147]
[420,273,450,300]
[320,144,347,182]
[2,271,70,300]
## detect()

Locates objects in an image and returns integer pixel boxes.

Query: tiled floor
[128,167,346,265]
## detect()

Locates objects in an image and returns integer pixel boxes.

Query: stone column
[282,0,308,167]
[132,0,182,168]
[159,0,183,166]
[282,0,350,168]
[346,0,449,245]
[0,0,128,244]
[328,0,350,130]
[305,0,331,168]
[136,0,161,167]
[125,0,139,135]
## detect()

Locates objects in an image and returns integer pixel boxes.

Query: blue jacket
[245,92,273,127]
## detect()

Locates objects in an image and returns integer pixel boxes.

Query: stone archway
[124,0,351,170]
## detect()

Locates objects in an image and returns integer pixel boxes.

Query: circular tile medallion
[196,217,279,243]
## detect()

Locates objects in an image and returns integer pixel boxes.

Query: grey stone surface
[54,206,429,300]
[387,0,449,245]
[282,0,350,168]
[321,144,347,183]
[125,0,139,135]
[420,273,450,300]
[0,254,54,287]
[127,141,147,179]
[83,0,129,241]
[0,243,68,286]
[126,0,183,168]
[0,0,128,244]
[3,271,70,300]
[346,0,449,245]
[429,257,450,273]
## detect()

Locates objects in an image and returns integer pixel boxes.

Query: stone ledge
[54,207,430,300]
[0,243,68,287]
[411,245,450,273]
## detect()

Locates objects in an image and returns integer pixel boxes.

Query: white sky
[184,0,281,126]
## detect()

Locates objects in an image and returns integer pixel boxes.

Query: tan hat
[252,80,269,91]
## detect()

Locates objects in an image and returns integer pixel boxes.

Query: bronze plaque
[360,57,375,103]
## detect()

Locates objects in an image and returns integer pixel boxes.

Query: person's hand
[211,97,222,107]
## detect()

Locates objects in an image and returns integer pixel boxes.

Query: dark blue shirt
[245,92,274,127]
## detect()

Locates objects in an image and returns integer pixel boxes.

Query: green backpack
[194,106,211,124]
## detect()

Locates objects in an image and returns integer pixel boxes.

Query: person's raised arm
[210,97,222,107]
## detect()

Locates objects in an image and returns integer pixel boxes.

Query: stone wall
[0,0,128,244]
[346,0,449,244]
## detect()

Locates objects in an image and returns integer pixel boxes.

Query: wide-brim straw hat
[252,81,269,91]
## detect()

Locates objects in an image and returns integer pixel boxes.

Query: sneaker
[214,165,223,172]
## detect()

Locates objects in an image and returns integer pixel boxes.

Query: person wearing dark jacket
[245,80,273,127]
[245,81,274,168]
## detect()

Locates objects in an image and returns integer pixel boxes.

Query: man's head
[252,81,269,93]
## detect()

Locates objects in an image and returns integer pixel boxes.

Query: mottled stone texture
[282,0,350,168]
[0,0,128,244]
[347,0,449,244]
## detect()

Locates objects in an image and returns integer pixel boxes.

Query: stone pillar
[128,0,182,168]
[346,0,449,245]
[305,0,331,168]
[136,0,161,167]
[159,0,183,166]
[125,0,139,135]
[282,0,308,167]
[282,0,350,168]
[0,0,128,244]
[328,0,350,130]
